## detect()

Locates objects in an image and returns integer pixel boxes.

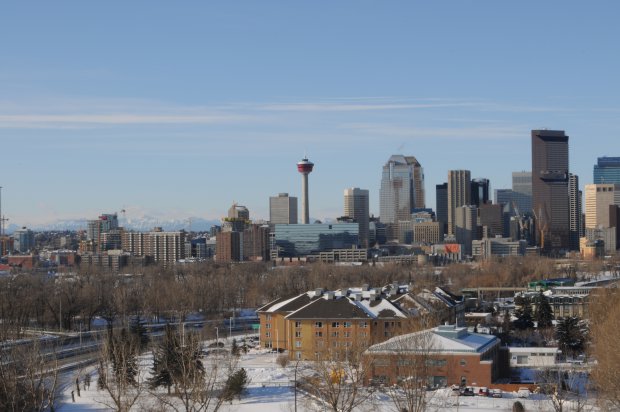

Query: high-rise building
[568,173,582,251]
[455,205,478,256]
[216,231,242,262]
[447,170,471,236]
[512,171,533,214]
[228,203,249,220]
[269,193,298,224]
[594,157,620,184]
[145,229,186,263]
[531,129,570,251]
[344,188,370,248]
[479,203,503,238]
[585,184,620,229]
[380,155,425,225]
[471,178,490,207]
[435,183,448,236]
[12,226,34,253]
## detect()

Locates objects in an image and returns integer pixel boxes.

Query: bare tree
[96,329,144,412]
[380,321,437,412]
[589,289,620,411]
[0,340,59,411]
[303,342,375,412]
[149,328,238,412]
[536,366,591,412]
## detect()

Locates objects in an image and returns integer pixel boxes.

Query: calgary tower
[297,157,314,224]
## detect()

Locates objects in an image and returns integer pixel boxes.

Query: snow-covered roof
[353,298,407,319]
[366,325,499,355]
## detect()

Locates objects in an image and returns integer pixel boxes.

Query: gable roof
[366,325,499,355]
[286,296,371,320]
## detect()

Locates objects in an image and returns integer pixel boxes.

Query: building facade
[594,157,620,184]
[269,193,298,224]
[344,188,370,248]
[512,171,533,214]
[380,155,425,226]
[272,223,359,258]
[531,129,570,252]
[568,173,582,251]
[448,170,471,236]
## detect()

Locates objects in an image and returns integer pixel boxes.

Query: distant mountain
[6,216,220,233]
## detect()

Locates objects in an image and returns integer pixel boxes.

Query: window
[295,341,302,348]
[266,323,271,329]
[295,321,302,328]
[315,331,323,337]
[331,331,339,337]
[359,321,368,328]
[332,322,340,328]
[315,321,323,328]
[295,331,302,338]
[295,351,302,360]
[265,331,271,338]
[426,359,447,367]
[316,340,324,348]
[344,331,351,338]
[266,314,272,320]
[359,331,367,337]
[373,358,390,367]
[460,359,467,366]
[344,322,352,328]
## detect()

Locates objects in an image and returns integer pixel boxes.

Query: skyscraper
[344,188,369,248]
[512,171,532,214]
[447,170,471,236]
[455,205,478,256]
[435,183,448,235]
[269,193,298,224]
[379,155,424,225]
[594,157,620,184]
[568,173,582,251]
[531,129,569,251]
[471,178,490,207]
[584,183,620,229]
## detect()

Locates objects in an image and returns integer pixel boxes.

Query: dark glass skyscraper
[435,183,448,235]
[471,178,490,207]
[594,157,620,184]
[531,129,569,252]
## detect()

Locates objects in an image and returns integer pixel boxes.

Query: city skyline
[2,2,620,227]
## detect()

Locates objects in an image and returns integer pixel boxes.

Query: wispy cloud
[341,123,526,140]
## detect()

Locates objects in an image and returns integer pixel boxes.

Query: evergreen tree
[231,338,240,357]
[148,325,177,393]
[498,310,512,345]
[222,368,249,402]
[108,328,138,385]
[513,297,534,330]
[556,316,588,356]
[534,291,554,329]
[129,316,150,350]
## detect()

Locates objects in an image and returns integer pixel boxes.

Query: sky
[1,1,620,227]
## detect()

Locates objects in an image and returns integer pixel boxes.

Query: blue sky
[1,1,620,226]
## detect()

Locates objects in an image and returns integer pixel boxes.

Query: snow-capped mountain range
[4,216,220,233]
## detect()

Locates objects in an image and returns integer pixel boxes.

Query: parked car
[490,389,503,398]
[517,387,530,398]
[460,387,475,396]
[477,387,489,396]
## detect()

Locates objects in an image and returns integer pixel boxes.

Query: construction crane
[512,202,526,240]
[532,206,549,250]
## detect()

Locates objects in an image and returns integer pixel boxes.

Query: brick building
[366,324,502,388]
[257,286,409,360]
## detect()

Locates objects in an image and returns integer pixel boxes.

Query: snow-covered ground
[57,348,599,411]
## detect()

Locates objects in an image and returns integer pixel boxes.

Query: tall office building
[146,229,186,263]
[512,171,532,214]
[531,130,570,251]
[471,178,490,207]
[12,226,35,253]
[568,173,582,251]
[344,188,369,248]
[380,155,425,225]
[455,205,478,256]
[435,183,448,235]
[447,170,471,236]
[594,157,620,184]
[228,203,249,220]
[585,184,620,229]
[269,193,298,224]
